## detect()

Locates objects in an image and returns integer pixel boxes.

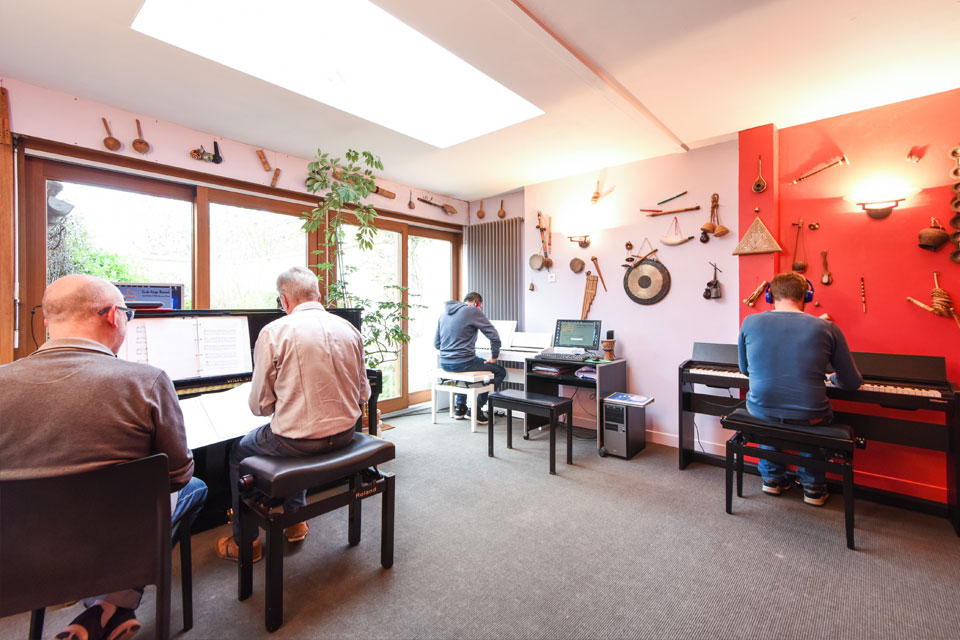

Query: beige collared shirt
[248,302,371,439]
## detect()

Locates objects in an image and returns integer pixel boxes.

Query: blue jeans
[756,414,832,490]
[89,476,208,610]
[440,357,506,411]
[229,423,356,541]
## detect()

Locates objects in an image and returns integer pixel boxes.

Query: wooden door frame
[406,226,461,405]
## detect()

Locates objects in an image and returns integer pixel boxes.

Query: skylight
[132,0,544,148]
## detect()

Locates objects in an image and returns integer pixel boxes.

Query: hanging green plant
[302,148,383,305]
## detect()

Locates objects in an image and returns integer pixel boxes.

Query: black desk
[524,357,627,453]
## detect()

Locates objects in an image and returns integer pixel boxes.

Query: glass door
[407,230,458,404]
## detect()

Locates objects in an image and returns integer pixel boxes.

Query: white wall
[520,140,739,450]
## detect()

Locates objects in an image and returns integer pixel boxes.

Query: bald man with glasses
[0,274,206,640]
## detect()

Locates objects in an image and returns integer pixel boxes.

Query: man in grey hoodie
[434,292,506,422]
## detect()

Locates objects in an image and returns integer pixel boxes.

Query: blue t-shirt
[738,311,862,421]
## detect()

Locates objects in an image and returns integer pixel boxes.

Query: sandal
[216,536,262,563]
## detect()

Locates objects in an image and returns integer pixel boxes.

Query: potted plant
[302,149,421,432]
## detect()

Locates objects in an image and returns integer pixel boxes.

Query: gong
[623,258,671,305]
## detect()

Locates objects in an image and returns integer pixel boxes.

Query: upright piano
[679,342,959,535]
[130,308,380,531]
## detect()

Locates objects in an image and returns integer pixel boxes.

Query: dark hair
[463,292,483,304]
[769,272,808,302]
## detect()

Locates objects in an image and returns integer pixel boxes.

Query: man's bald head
[43,274,123,325]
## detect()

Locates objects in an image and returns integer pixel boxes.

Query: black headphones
[765,277,814,304]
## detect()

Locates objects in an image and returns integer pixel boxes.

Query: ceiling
[1,0,958,201]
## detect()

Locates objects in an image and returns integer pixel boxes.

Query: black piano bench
[487,389,574,475]
[236,433,396,632]
[720,408,865,550]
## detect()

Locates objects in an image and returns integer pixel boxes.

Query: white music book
[179,382,267,449]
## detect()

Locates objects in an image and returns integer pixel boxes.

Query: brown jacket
[0,338,194,489]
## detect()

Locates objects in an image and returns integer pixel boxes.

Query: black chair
[237,433,396,632]
[173,512,196,632]
[0,454,174,639]
[721,408,864,549]
[487,389,575,475]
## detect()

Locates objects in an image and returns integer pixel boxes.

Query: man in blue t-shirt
[738,272,862,506]
[434,292,505,423]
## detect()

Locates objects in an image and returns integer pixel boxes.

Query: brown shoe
[216,536,262,563]
[284,521,309,542]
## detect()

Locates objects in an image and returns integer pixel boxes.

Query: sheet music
[120,317,201,381]
[179,383,268,449]
[196,316,252,377]
[476,320,516,349]
[118,315,252,382]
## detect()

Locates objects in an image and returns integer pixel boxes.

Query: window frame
[16,140,462,416]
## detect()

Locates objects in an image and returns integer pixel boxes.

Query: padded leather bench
[237,433,396,631]
[487,389,574,475]
[721,408,864,549]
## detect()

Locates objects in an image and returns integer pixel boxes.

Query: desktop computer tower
[601,398,646,459]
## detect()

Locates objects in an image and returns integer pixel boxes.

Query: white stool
[431,369,495,433]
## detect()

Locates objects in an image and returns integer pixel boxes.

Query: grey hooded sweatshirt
[434,300,501,366]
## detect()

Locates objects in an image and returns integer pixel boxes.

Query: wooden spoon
[477,200,485,219]
[408,190,415,209]
[101,118,121,151]
[132,119,150,154]
[497,199,506,218]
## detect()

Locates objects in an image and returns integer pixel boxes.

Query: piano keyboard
[688,367,942,398]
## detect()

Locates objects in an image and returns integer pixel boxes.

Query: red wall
[738,88,960,503]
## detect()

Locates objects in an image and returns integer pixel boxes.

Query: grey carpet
[4,413,960,639]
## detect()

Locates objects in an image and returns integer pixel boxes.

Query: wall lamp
[853,199,906,219]
[845,177,919,220]
[568,235,591,248]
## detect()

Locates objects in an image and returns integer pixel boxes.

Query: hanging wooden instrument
[791,219,807,272]
[752,156,767,193]
[820,250,833,285]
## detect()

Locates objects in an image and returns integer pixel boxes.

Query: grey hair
[276,266,320,303]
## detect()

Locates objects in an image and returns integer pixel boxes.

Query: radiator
[464,217,523,329]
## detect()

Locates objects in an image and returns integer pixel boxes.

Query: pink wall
[467,191,525,224]
[1,76,467,223]
[520,141,740,446]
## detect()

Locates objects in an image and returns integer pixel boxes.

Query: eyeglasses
[98,305,135,322]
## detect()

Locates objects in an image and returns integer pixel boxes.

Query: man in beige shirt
[217,266,370,560]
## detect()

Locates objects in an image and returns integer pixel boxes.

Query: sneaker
[454,406,467,420]
[803,486,830,506]
[285,521,309,542]
[102,608,141,640]
[761,479,792,495]
[56,604,110,640]
[216,536,262,563]
[56,604,141,640]
[467,409,489,424]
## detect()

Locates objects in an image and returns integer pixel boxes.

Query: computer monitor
[553,319,602,351]
[114,282,184,309]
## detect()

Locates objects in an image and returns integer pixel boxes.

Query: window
[209,202,307,308]
[339,225,403,400]
[407,234,454,396]
[45,180,194,304]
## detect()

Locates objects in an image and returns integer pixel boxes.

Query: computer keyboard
[538,352,591,362]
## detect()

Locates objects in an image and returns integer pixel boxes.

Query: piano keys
[679,342,959,535]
